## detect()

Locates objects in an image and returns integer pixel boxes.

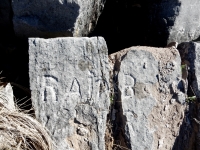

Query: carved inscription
[44,86,57,101]
[68,78,82,101]
[124,87,134,97]
[123,75,135,98]
[41,76,58,102]
[29,37,110,150]
[87,77,92,98]
[124,75,135,86]
[70,78,81,93]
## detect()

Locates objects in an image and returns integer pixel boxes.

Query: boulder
[109,46,186,150]
[29,37,110,150]
[146,0,200,46]
[12,0,105,37]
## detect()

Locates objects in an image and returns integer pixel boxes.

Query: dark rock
[12,0,105,37]
[90,0,200,53]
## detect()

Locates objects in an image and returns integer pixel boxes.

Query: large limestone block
[109,46,186,150]
[12,0,105,37]
[147,0,200,46]
[29,37,110,150]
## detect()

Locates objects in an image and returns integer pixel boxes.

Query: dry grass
[0,84,54,150]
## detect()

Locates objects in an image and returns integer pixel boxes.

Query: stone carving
[29,37,109,150]
[42,76,58,102]
[12,0,105,37]
[109,46,186,150]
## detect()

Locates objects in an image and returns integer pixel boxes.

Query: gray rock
[147,0,200,46]
[12,0,105,37]
[0,83,15,111]
[29,37,110,150]
[109,46,186,150]
[168,0,200,44]
[0,0,13,38]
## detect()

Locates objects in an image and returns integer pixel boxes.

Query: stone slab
[12,0,105,37]
[109,46,186,150]
[29,37,109,150]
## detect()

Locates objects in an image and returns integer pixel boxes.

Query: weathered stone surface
[109,46,186,150]
[147,0,200,46]
[29,37,110,150]
[12,0,105,37]
[178,42,200,150]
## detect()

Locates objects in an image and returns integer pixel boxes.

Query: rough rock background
[29,37,109,150]
[90,0,200,53]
